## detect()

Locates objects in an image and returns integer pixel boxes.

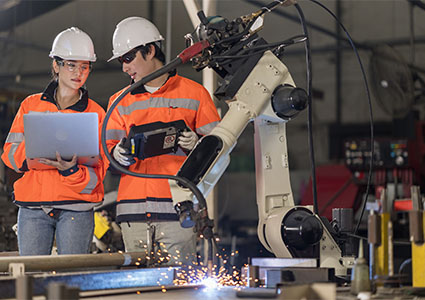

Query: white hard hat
[108,16,164,62]
[49,27,97,62]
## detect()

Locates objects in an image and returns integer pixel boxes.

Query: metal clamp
[8,263,25,278]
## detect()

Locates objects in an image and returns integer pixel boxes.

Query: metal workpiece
[250,257,317,268]
[0,267,176,299]
[249,257,318,284]
[247,265,259,287]
[0,251,150,272]
[265,267,334,288]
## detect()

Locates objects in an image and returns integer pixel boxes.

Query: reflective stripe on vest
[106,129,126,141]
[81,167,98,194]
[8,143,20,172]
[117,97,200,116]
[197,121,219,136]
[5,132,24,172]
[6,132,24,143]
[117,199,176,216]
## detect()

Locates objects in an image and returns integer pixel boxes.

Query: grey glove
[113,138,136,166]
[178,131,199,151]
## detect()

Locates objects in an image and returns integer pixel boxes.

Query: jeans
[17,207,94,255]
[121,221,197,265]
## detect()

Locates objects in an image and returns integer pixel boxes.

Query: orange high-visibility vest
[1,81,107,208]
[106,73,220,222]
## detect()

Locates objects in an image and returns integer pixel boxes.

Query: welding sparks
[201,277,219,290]
[137,240,247,293]
[173,265,246,290]
[167,243,248,291]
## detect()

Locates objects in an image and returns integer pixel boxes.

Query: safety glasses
[58,61,92,74]
[118,49,138,65]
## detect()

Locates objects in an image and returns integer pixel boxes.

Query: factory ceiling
[0,0,72,32]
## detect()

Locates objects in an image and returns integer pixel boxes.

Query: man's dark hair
[137,42,165,64]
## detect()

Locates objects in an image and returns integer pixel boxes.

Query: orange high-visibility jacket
[1,81,107,208]
[106,73,220,222]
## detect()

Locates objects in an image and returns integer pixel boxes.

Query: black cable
[238,35,307,53]
[309,0,374,235]
[294,4,318,215]
[213,30,249,47]
[258,0,290,17]
[211,35,306,63]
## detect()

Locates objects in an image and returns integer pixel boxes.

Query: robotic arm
[170,2,354,276]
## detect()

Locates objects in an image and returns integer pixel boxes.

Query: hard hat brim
[107,54,120,63]
[49,53,97,62]
[108,36,164,63]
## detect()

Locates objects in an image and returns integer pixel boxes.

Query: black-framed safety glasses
[118,48,139,65]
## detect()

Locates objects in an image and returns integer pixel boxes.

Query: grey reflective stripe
[106,129,126,141]
[9,143,20,172]
[81,167,98,194]
[6,132,24,143]
[196,121,219,135]
[117,201,175,216]
[117,98,200,116]
[6,132,24,172]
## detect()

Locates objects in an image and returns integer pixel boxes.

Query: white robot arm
[170,3,354,276]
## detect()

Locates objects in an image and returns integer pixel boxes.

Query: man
[106,17,220,265]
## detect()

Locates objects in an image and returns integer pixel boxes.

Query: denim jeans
[120,221,197,265]
[17,207,94,255]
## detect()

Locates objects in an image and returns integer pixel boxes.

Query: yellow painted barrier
[375,212,389,276]
[412,212,425,287]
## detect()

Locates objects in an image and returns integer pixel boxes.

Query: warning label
[163,134,176,149]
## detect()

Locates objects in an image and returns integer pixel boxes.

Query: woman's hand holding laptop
[38,152,78,171]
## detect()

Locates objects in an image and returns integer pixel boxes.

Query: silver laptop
[24,112,100,170]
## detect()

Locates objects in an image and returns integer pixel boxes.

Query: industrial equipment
[122,120,189,160]
[99,0,361,290]
[165,1,355,276]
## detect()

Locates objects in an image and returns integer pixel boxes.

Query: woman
[1,27,106,255]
